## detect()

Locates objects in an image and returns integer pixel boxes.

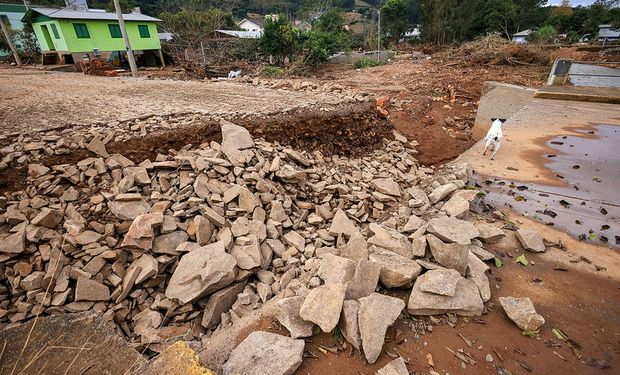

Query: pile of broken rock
[0,120,533,373]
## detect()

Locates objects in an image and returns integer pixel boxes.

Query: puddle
[475,124,620,249]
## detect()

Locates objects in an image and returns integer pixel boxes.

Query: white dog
[482,118,506,160]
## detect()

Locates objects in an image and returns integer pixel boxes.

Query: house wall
[33,19,160,53]
[239,19,263,32]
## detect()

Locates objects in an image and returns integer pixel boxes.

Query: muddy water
[476,124,620,248]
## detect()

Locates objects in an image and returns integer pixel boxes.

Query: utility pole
[113,0,138,77]
[376,3,381,62]
[22,1,30,10]
[0,16,21,67]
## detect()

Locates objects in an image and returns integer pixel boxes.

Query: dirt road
[0,67,346,136]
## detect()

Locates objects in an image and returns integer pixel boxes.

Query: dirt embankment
[0,102,392,194]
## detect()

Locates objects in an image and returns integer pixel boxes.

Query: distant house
[238,18,265,33]
[598,24,619,42]
[21,2,163,67]
[512,29,532,44]
[0,2,33,58]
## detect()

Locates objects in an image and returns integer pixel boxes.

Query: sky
[547,0,598,5]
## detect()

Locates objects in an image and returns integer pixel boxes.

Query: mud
[476,125,620,248]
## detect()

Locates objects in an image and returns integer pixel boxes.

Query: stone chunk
[516,229,545,253]
[339,300,361,349]
[426,216,479,245]
[371,178,401,197]
[369,248,421,288]
[340,232,369,261]
[328,209,359,237]
[127,254,159,284]
[407,277,483,316]
[152,231,189,255]
[31,208,63,229]
[345,260,380,300]
[220,121,254,166]
[87,137,109,158]
[428,183,457,203]
[377,357,409,375]
[0,229,26,254]
[358,293,405,364]
[443,193,470,218]
[275,296,314,338]
[467,252,491,302]
[368,223,414,259]
[222,331,304,375]
[426,234,469,276]
[75,277,110,302]
[417,269,462,296]
[120,213,163,251]
[402,215,423,233]
[499,296,545,331]
[283,230,305,251]
[165,241,237,304]
[109,200,150,221]
[300,283,346,332]
[475,222,506,243]
[201,281,246,329]
[317,254,356,285]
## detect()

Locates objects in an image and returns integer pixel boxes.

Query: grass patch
[354,57,386,69]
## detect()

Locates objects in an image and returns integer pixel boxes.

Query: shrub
[354,57,386,69]
[263,65,284,77]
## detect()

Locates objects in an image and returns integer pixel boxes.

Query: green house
[22,6,163,67]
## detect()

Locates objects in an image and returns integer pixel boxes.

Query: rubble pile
[0,120,529,368]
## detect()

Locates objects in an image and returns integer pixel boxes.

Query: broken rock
[377,357,409,375]
[417,269,462,297]
[222,331,304,375]
[358,293,405,364]
[299,283,346,332]
[275,296,314,339]
[426,216,479,245]
[407,277,483,316]
[499,296,545,331]
[165,241,237,304]
[369,248,422,288]
[426,234,469,276]
[516,229,545,253]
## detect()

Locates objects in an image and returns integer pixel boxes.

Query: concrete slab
[535,85,620,104]
[472,82,536,141]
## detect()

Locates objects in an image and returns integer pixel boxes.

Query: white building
[598,24,620,42]
[238,18,265,33]
[512,29,532,44]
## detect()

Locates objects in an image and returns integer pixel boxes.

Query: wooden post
[200,41,206,64]
[158,49,165,67]
[0,16,22,67]
[113,0,138,77]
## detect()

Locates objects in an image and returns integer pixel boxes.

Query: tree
[382,0,411,42]
[530,24,557,43]
[159,8,236,59]
[260,16,299,66]
[483,0,518,39]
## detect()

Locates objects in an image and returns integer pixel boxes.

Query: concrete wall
[472,81,536,141]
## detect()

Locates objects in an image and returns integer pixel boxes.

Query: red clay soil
[232,246,619,375]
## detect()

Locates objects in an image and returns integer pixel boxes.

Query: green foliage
[260,16,299,66]
[106,0,134,13]
[354,57,385,68]
[382,0,411,42]
[566,30,579,44]
[530,24,556,43]
[300,31,342,66]
[263,65,284,76]
[315,8,345,33]
[17,22,40,61]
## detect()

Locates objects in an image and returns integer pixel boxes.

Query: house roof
[238,18,265,28]
[0,3,27,13]
[512,29,532,37]
[22,6,161,22]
